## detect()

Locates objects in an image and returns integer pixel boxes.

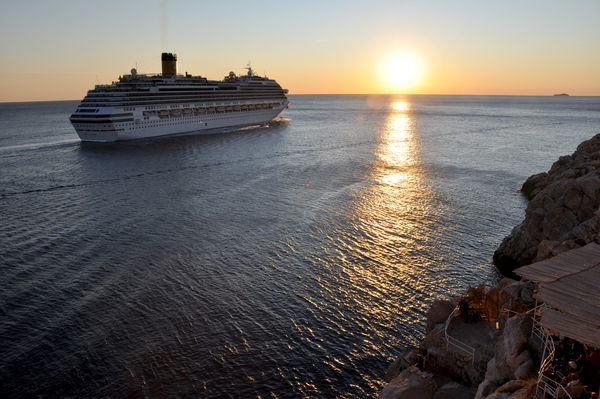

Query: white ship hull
[71,53,289,142]
[73,101,288,143]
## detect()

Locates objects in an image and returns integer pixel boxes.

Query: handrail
[501,303,542,319]
[539,334,556,374]
[444,306,476,365]
[531,303,573,399]
[536,373,573,399]
[501,307,521,318]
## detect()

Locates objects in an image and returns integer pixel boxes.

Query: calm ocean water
[1,95,599,398]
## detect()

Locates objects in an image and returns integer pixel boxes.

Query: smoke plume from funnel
[160,0,171,49]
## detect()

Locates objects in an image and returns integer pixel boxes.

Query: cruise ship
[70,53,289,142]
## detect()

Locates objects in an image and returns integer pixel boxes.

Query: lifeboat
[171,109,182,116]
[158,110,169,118]
[183,108,192,114]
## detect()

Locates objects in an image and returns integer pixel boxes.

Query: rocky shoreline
[494,133,600,275]
[379,134,600,399]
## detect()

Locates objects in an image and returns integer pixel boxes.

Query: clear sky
[1,0,599,101]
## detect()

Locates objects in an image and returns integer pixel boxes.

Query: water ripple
[1,95,599,397]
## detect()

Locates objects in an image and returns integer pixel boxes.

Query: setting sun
[379,52,424,93]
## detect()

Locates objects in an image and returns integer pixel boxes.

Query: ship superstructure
[70,53,289,142]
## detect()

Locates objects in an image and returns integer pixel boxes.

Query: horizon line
[2,93,598,104]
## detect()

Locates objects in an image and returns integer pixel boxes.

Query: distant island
[553,93,570,96]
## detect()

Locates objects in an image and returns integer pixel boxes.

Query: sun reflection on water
[330,98,449,351]
[289,98,456,396]
[378,102,414,186]
[392,101,408,112]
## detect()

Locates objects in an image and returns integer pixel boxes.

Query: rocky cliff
[380,279,538,399]
[493,133,600,275]
[379,134,600,398]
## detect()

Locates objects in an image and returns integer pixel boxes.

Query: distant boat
[553,93,570,96]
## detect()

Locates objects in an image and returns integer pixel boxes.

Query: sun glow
[392,101,408,112]
[379,52,423,93]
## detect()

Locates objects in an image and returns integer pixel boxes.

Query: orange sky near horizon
[1,1,599,102]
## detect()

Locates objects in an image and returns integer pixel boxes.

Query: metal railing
[536,373,572,399]
[499,302,573,399]
[530,303,572,399]
[531,303,548,345]
[444,306,476,365]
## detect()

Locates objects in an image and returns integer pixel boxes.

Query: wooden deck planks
[515,242,600,282]
[514,243,600,347]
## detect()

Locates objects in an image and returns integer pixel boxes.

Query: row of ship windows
[72,108,275,122]
[93,84,275,91]
[142,103,279,110]
[147,110,268,121]
[112,93,284,100]
[81,102,281,112]
[147,104,277,117]
[89,90,281,97]
[126,121,210,130]
[87,88,283,96]
[87,91,284,98]
[78,112,255,129]
[82,99,285,107]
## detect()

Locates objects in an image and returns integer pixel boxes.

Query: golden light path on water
[294,99,457,396]
[346,100,444,323]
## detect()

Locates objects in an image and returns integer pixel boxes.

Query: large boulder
[474,314,533,399]
[494,314,532,377]
[385,349,422,382]
[497,278,535,313]
[494,133,600,275]
[496,379,526,393]
[425,299,455,334]
[507,380,537,399]
[379,366,436,399]
[475,358,502,399]
[521,172,547,200]
[432,381,475,399]
[513,358,534,380]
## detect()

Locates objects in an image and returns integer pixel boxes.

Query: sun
[380,52,423,92]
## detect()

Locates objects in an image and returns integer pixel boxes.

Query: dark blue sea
[1,95,599,398]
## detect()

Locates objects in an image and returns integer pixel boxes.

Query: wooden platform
[515,242,600,283]
[514,243,600,348]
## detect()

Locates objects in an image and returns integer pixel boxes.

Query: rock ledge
[494,133,600,275]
